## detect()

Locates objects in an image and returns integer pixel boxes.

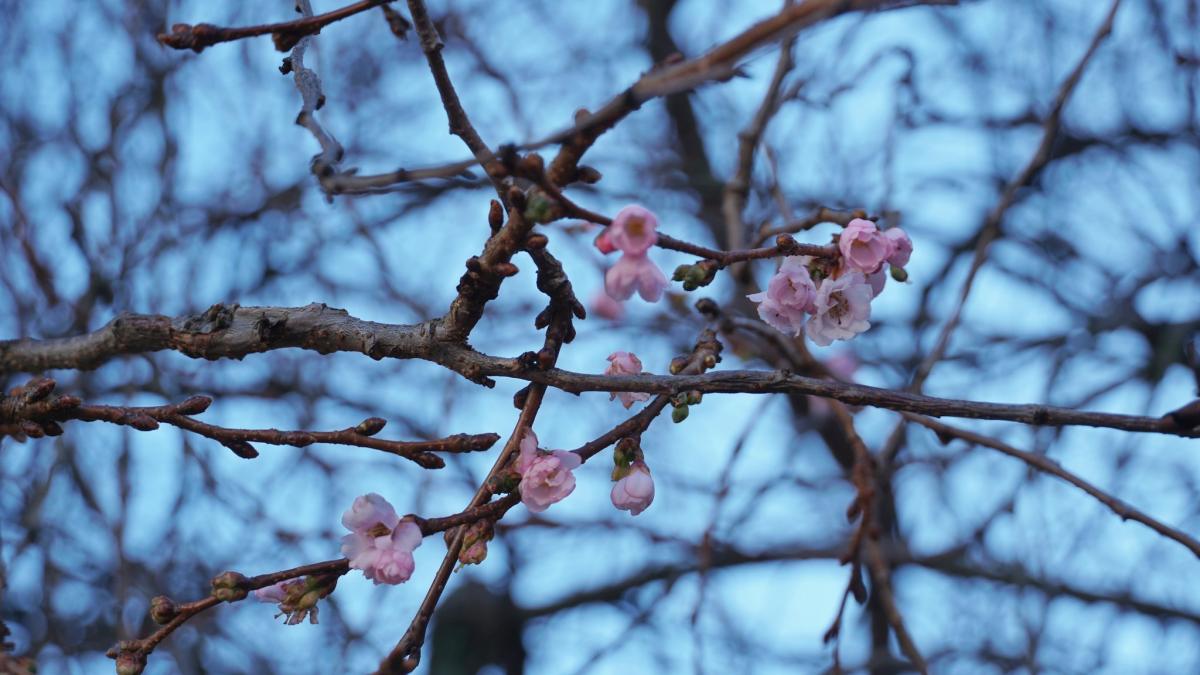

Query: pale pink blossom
[342,519,423,585]
[341,492,399,534]
[867,268,887,298]
[839,219,893,274]
[605,253,668,302]
[607,205,659,255]
[519,450,582,513]
[611,461,655,516]
[254,580,293,604]
[751,297,805,335]
[747,257,817,335]
[805,271,873,346]
[590,291,624,322]
[340,494,423,585]
[883,227,912,267]
[516,428,540,475]
[762,257,817,313]
[516,428,581,513]
[606,351,651,409]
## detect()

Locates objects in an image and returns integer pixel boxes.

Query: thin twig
[904,413,1200,559]
[157,0,396,52]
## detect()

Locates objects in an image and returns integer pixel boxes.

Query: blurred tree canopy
[2,0,1199,673]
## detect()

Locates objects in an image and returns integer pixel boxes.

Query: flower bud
[488,199,504,231]
[222,440,259,459]
[613,437,638,468]
[669,356,689,375]
[124,414,160,431]
[175,395,213,415]
[355,417,387,436]
[211,571,248,602]
[671,404,689,424]
[149,595,178,624]
[523,191,555,224]
[115,651,147,675]
[889,266,908,282]
[575,166,602,184]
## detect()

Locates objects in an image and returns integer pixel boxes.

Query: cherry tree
[3,0,1199,673]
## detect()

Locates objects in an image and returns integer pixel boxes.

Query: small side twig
[157,0,396,52]
[0,378,497,469]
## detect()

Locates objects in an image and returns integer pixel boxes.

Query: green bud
[682,280,698,291]
[487,471,521,494]
[669,356,689,375]
[613,437,637,468]
[890,266,908,282]
[523,192,555,224]
[211,571,248,602]
[671,404,689,423]
[672,264,693,282]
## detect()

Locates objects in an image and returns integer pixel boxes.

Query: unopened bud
[355,417,387,436]
[211,571,248,602]
[23,377,56,402]
[115,651,147,675]
[19,421,44,438]
[575,166,602,184]
[506,186,526,210]
[175,395,213,415]
[149,596,178,624]
[488,200,504,230]
[523,192,555,224]
[669,356,689,375]
[671,404,689,424]
[672,264,693,282]
[283,432,316,447]
[890,266,908,282]
[487,470,521,494]
[222,440,259,459]
[125,414,159,431]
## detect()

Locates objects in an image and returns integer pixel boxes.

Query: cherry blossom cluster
[749,219,911,346]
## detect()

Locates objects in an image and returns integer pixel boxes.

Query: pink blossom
[519,450,582,513]
[342,519,423,585]
[750,297,805,335]
[606,351,651,409]
[341,492,399,534]
[607,205,659,255]
[590,291,624,322]
[254,580,292,604]
[747,257,816,335]
[594,228,616,254]
[516,428,540,474]
[605,253,668,302]
[838,219,893,274]
[805,271,873,347]
[611,461,655,516]
[867,268,887,298]
[883,227,912,267]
